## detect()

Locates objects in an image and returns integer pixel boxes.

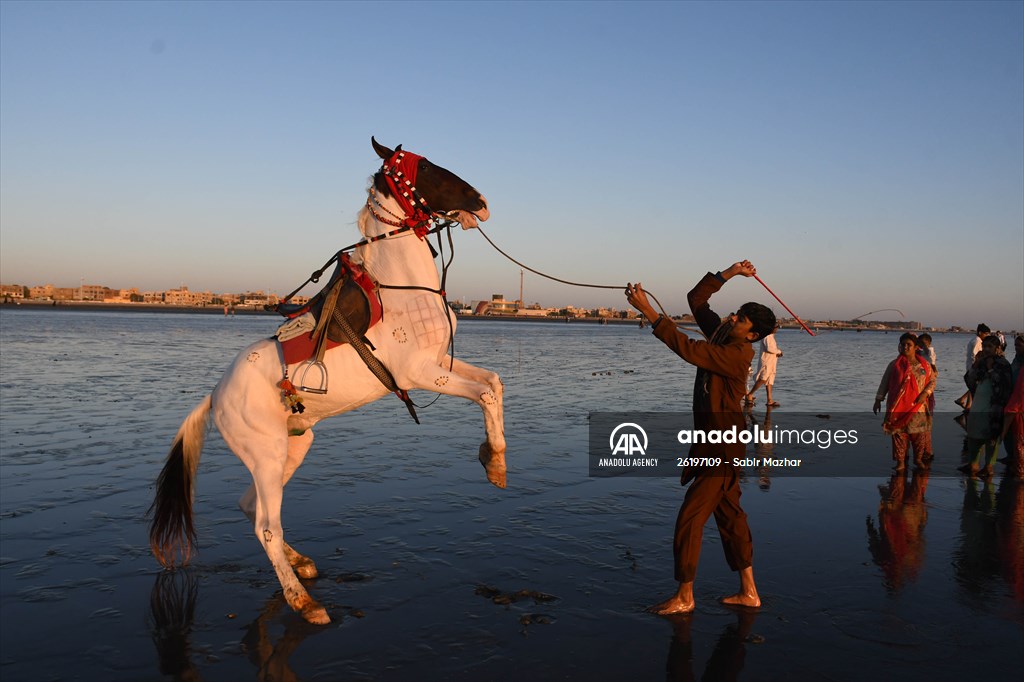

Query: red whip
[754,275,816,336]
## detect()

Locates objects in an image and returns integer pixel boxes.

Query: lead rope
[472,224,697,335]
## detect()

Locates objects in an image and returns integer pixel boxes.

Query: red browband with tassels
[380,149,433,238]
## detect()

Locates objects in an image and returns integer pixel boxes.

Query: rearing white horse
[150,138,506,625]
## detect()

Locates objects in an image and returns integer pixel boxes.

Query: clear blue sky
[2,0,1021,330]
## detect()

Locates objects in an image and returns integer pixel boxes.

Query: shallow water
[1,309,1021,681]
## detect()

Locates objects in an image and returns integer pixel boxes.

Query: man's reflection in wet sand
[664,610,759,682]
[148,571,326,681]
[866,468,930,592]
[955,473,1024,606]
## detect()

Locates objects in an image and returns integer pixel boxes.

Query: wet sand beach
[1,310,1021,680]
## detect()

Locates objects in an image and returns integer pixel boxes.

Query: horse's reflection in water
[241,594,326,682]
[148,571,323,682]
[148,570,202,682]
[664,610,759,682]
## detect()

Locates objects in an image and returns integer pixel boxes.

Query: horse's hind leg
[227,429,329,625]
[238,430,319,579]
[252,451,329,624]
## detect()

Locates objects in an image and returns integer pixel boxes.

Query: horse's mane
[355,204,373,243]
[355,172,393,247]
[372,172,391,198]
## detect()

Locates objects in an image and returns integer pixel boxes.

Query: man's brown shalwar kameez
[651,272,755,582]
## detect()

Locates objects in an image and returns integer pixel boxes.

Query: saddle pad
[280,332,342,365]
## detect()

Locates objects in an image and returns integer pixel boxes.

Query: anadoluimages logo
[609,422,648,456]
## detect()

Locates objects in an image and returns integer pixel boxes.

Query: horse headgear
[380,149,433,238]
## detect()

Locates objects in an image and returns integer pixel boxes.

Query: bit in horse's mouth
[449,205,489,229]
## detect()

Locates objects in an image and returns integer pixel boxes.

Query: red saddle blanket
[279,253,383,365]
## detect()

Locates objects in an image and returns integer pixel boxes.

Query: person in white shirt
[956,324,990,409]
[744,328,783,407]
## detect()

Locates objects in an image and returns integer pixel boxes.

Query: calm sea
[1,308,1020,681]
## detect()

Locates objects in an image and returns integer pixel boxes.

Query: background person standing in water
[874,333,935,471]
[744,327,782,407]
[960,335,1013,479]
[957,324,990,410]
[625,260,776,615]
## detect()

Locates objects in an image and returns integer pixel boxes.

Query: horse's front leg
[409,358,506,488]
[238,429,319,579]
[442,355,504,431]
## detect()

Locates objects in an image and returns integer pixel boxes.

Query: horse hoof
[301,602,331,625]
[478,442,507,489]
[294,558,319,580]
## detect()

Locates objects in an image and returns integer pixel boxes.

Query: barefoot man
[626,260,775,614]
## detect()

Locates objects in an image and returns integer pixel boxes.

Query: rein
[473,224,679,328]
[473,225,815,338]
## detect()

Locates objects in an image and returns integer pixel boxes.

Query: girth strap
[310,277,344,366]
[330,305,421,425]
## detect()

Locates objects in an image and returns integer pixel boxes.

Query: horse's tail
[149,396,212,568]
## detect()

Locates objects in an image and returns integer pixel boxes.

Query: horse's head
[371,137,489,229]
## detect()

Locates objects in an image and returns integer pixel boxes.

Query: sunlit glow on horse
[149,138,506,625]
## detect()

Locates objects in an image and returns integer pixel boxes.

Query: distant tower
[518,269,524,309]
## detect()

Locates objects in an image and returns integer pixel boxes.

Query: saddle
[272,253,383,367]
[271,253,420,424]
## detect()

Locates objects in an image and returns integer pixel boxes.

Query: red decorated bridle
[367,149,436,239]
[277,146,469,418]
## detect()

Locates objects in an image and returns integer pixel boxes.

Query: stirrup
[296,360,328,394]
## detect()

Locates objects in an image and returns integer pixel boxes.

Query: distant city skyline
[2,1,1021,330]
[2,276,1008,332]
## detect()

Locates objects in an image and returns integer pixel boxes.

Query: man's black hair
[739,302,777,342]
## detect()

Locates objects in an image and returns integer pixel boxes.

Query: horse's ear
[371,137,394,160]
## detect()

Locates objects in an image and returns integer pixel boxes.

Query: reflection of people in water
[865,468,930,591]
[954,477,1000,599]
[955,474,1024,606]
[744,404,774,491]
[665,610,759,682]
[996,475,1024,604]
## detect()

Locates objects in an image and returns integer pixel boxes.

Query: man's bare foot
[957,463,979,477]
[720,592,761,608]
[647,596,695,615]
[479,442,507,489]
